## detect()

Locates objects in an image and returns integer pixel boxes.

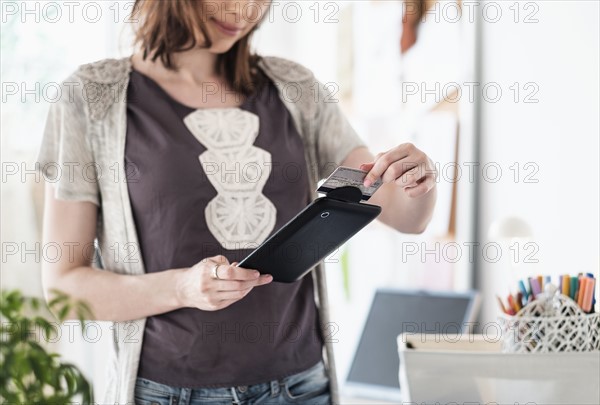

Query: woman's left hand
[360,143,437,198]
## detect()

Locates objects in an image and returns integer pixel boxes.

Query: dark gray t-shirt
[125,69,324,388]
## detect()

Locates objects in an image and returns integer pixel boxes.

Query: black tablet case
[238,186,382,283]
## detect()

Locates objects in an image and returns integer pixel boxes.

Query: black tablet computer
[237,194,381,283]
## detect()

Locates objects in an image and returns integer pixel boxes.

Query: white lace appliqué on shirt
[183,109,276,250]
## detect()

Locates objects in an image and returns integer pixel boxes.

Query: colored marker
[496,295,508,314]
[528,277,535,299]
[577,278,588,308]
[586,273,597,307]
[582,278,596,313]
[530,277,542,299]
[518,280,529,300]
[516,291,524,308]
[507,295,518,313]
[559,275,564,292]
[569,277,578,300]
[562,275,571,297]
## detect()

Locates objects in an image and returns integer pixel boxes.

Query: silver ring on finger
[211,263,223,280]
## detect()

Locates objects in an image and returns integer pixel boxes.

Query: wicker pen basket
[499,294,600,353]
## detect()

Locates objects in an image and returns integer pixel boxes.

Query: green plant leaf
[30,297,40,311]
[48,289,69,308]
[76,300,94,322]
[1,289,93,403]
[56,304,71,322]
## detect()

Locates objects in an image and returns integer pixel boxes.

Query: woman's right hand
[176,255,273,311]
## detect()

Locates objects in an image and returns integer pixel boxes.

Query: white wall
[257,1,481,387]
[1,5,133,400]
[477,1,600,323]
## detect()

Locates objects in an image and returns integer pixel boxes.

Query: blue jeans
[134,360,331,405]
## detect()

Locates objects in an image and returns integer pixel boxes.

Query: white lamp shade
[488,217,533,241]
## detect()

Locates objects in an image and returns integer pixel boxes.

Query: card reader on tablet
[237,167,383,283]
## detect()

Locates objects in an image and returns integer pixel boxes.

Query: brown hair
[132,0,264,96]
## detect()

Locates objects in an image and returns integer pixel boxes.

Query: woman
[38,1,437,404]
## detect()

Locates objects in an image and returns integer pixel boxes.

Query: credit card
[317,166,383,201]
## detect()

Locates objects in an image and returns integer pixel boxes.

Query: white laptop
[343,288,480,402]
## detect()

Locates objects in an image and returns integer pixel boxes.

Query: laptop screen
[346,289,477,395]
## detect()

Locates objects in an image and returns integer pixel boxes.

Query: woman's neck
[132,48,219,86]
[130,49,245,109]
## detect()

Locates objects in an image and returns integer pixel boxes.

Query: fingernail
[364,178,372,187]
